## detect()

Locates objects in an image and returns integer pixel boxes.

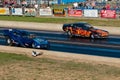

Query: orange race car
[63,22,109,39]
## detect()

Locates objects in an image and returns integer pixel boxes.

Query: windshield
[85,24,93,28]
[34,38,45,43]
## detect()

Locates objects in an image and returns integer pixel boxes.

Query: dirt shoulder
[0,46,120,68]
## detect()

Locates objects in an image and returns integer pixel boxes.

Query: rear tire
[6,37,13,46]
[67,31,73,38]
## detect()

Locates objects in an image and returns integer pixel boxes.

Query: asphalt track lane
[0,28,120,46]
[1,28,120,46]
[0,38,120,58]
[50,43,120,58]
[0,29,120,58]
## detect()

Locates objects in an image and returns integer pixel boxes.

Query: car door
[12,31,22,43]
[75,24,83,35]
[13,31,32,47]
[13,32,26,46]
[20,33,33,47]
[81,25,91,37]
[71,24,78,34]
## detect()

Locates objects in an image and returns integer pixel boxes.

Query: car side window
[72,24,79,28]
[70,24,74,27]
[77,24,82,29]
[73,25,77,28]
[13,32,17,35]
[82,26,88,30]
[82,24,91,30]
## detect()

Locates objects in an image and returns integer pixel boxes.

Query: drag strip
[0,28,120,58]
[0,38,120,58]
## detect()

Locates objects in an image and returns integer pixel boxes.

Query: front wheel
[32,43,36,48]
[45,44,50,49]
[90,34,95,39]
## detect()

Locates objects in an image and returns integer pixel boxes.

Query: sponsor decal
[0,9,5,13]
[100,10,116,18]
[68,9,82,17]
[53,9,65,16]
[84,9,98,17]
[12,8,23,15]
[40,8,52,16]
[0,8,9,15]
[25,8,36,16]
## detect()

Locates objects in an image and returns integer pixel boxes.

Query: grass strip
[0,15,120,27]
[0,52,120,80]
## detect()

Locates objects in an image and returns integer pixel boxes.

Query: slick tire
[6,37,13,46]
[32,43,36,48]
[67,31,73,38]
[90,34,95,39]
[46,44,50,50]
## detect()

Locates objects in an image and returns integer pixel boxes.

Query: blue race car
[3,29,50,49]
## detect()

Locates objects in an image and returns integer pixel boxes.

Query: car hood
[90,28,108,34]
